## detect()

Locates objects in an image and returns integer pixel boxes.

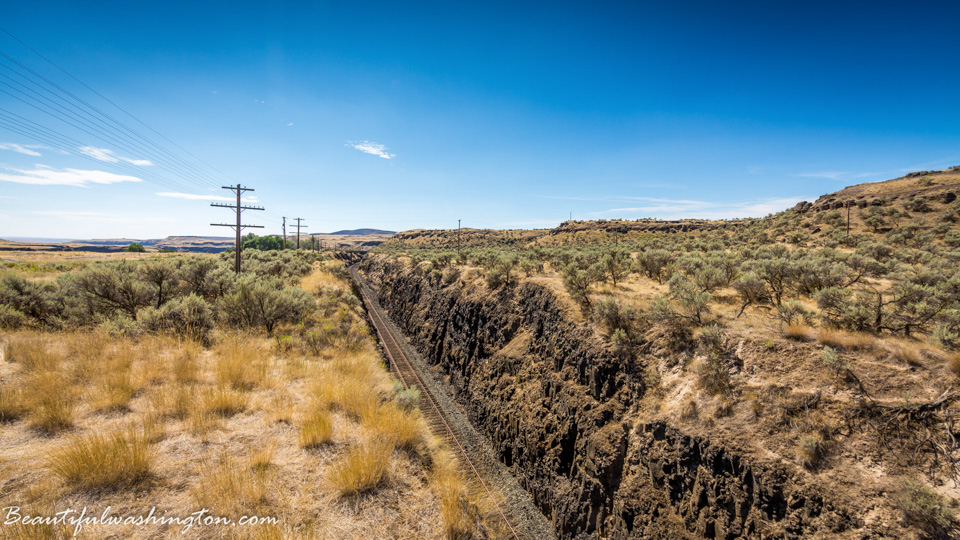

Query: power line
[0,69,218,192]
[0,51,224,188]
[0,107,207,194]
[0,27,232,187]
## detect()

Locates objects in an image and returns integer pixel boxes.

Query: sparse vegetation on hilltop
[367,168,960,538]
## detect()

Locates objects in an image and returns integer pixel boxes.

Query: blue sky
[1,1,959,238]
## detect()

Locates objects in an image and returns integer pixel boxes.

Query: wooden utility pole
[282,217,287,250]
[211,184,264,273]
[457,219,461,257]
[846,202,851,236]
[294,218,306,250]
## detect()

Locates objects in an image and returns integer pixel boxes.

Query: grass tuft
[203,386,249,417]
[193,455,272,516]
[328,439,391,496]
[797,432,826,470]
[362,403,423,452]
[48,429,153,491]
[298,408,333,448]
[888,341,925,367]
[90,371,137,412]
[0,383,26,422]
[783,323,815,341]
[816,328,876,351]
[27,371,75,434]
[216,337,265,391]
[947,352,960,377]
[430,452,477,538]
[173,341,201,384]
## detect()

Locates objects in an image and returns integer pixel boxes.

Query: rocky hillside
[360,257,868,539]
[362,167,960,539]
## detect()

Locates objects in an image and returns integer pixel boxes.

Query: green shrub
[97,313,139,338]
[895,479,954,538]
[636,249,673,284]
[73,262,153,320]
[125,243,145,252]
[0,275,55,325]
[777,299,813,327]
[219,275,315,334]
[395,386,421,411]
[0,304,27,329]
[667,273,712,325]
[140,294,215,343]
[562,264,594,307]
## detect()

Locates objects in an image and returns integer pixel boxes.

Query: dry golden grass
[298,407,333,448]
[249,443,275,472]
[216,336,267,390]
[311,372,380,419]
[299,262,347,294]
[170,384,193,420]
[430,451,478,538]
[90,369,137,412]
[7,333,61,372]
[816,328,877,352]
[173,340,201,384]
[48,429,154,490]
[783,323,816,341]
[947,352,960,377]
[26,370,76,434]
[887,341,926,367]
[202,385,249,417]
[65,332,106,381]
[328,438,392,496]
[189,407,221,441]
[193,454,273,517]
[268,390,293,424]
[0,383,25,422]
[0,264,476,538]
[362,402,424,452]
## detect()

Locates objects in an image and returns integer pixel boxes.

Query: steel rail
[350,266,520,540]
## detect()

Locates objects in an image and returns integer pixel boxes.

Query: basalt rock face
[361,259,855,539]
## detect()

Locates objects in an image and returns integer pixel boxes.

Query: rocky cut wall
[360,258,857,539]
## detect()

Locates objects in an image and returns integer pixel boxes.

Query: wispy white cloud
[286,122,294,126]
[78,146,153,166]
[348,141,395,160]
[156,192,258,203]
[0,165,142,187]
[594,195,810,220]
[0,143,45,157]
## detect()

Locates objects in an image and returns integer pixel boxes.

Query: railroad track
[350,265,521,540]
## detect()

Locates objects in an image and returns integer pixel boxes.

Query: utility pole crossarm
[210,203,265,211]
[211,183,264,273]
[293,217,306,250]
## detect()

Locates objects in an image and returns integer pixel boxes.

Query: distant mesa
[317,228,396,236]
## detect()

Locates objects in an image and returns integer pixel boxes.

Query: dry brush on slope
[364,167,960,539]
